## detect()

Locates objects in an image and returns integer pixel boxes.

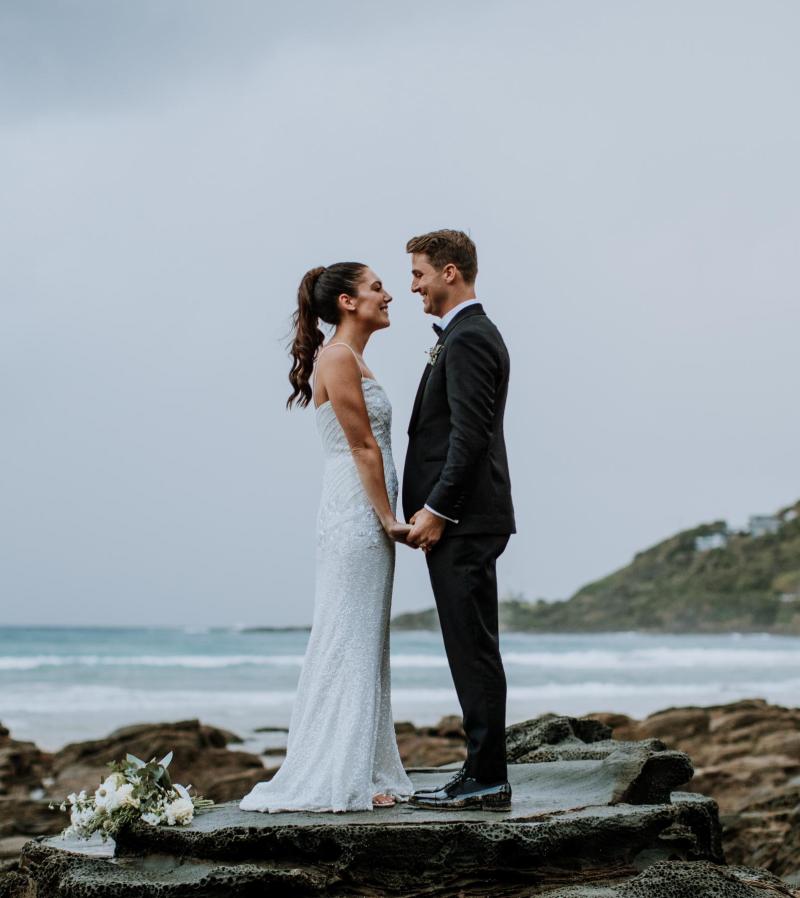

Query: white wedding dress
[239,350,413,813]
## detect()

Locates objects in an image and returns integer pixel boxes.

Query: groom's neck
[438,285,477,319]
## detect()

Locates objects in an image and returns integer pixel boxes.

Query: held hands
[406,508,446,554]
[383,519,415,547]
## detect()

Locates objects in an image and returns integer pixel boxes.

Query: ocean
[1,626,798,753]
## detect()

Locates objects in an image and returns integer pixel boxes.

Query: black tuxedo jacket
[402,304,516,538]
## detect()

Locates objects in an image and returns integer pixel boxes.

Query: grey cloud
[1,0,798,626]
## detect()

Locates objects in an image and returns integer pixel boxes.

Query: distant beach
[2,626,799,753]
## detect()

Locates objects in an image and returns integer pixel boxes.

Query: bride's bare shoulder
[316,343,364,379]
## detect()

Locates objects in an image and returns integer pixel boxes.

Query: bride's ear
[338,292,357,314]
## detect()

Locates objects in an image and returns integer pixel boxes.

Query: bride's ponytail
[287,267,326,408]
[287,262,366,409]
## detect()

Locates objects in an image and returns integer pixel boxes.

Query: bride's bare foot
[372,793,396,808]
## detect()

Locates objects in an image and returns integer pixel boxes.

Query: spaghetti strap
[317,341,363,371]
[312,342,364,407]
[314,342,364,384]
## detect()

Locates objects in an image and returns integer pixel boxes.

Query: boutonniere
[426,344,443,367]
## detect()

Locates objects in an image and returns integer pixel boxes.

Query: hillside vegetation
[393,499,800,634]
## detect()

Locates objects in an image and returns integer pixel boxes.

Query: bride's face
[347,267,392,330]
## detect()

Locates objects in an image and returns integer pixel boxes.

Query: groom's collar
[438,298,482,331]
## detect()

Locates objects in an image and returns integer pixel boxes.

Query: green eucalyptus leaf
[158,751,173,768]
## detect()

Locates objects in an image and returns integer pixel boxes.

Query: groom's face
[410,253,448,317]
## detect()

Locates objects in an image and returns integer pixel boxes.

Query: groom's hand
[407,509,446,553]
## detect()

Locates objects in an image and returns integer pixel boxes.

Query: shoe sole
[408,798,511,812]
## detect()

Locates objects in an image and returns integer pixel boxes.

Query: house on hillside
[695,532,728,552]
[748,515,780,538]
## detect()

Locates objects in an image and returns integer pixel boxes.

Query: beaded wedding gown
[239,361,413,813]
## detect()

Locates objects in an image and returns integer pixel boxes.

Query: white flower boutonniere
[426,344,443,367]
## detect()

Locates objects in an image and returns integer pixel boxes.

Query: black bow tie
[432,323,443,336]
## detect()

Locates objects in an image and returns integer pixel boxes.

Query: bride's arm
[318,346,410,542]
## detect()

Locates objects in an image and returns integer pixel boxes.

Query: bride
[239,262,415,813]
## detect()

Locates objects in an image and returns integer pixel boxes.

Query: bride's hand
[384,520,415,546]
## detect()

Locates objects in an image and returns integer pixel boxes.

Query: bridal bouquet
[48,750,215,841]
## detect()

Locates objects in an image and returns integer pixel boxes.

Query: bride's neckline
[314,377,380,413]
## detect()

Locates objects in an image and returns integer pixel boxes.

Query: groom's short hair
[406,229,478,284]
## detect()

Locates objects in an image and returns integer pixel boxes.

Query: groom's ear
[442,263,458,284]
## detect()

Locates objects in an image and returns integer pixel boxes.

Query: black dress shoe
[412,765,467,797]
[409,777,511,812]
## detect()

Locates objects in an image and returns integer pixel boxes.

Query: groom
[403,229,515,811]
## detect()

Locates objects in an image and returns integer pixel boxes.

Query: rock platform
[8,715,799,897]
[14,738,725,897]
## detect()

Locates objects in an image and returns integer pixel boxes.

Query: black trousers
[425,533,510,784]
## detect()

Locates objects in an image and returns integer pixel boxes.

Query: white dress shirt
[423,298,482,525]
[438,298,481,330]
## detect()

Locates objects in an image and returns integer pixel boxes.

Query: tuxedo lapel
[440,302,484,337]
[407,304,485,435]
[408,337,442,434]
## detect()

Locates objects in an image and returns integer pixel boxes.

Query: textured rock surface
[3,705,798,894]
[394,716,467,768]
[12,755,724,897]
[0,723,50,799]
[539,861,800,897]
[0,717,272,879]
[591,699,800,881]
[505,715,693,805]
[51,718,265,803]
[506,714,613,760]
[0,722,62,861]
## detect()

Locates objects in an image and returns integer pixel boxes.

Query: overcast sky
[1,1,798,627]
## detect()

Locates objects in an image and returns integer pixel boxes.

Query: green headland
[393,499,800,634]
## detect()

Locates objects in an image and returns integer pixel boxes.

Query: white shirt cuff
[424,504,459,524]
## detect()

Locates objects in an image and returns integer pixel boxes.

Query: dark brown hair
[406,229,478,284]
[287,262,366,409]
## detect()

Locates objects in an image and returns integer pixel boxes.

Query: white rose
[141,811,162,826]
[164,796,194,826]
[115,782,140,809]
[94,773,124,812]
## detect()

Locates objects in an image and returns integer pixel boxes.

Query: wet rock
[17,763,724,897]
[0,718,274,882]
[593,699,800,881]
[505,715,692,805]
[0,723,62,862]
[50,718,264,803]
[0,839,28,861]
[15,713,788,897]
[394,716,467,768]
[540,860,800,897]
[506,714,613,761]
[0,798,61,839]
[5,705,800,894]
[0,723,50,798]
[0,867,28,898]
[721,783,800,884]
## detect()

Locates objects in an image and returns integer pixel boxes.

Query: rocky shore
[1,699,798,895]
[592,698,800,881]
